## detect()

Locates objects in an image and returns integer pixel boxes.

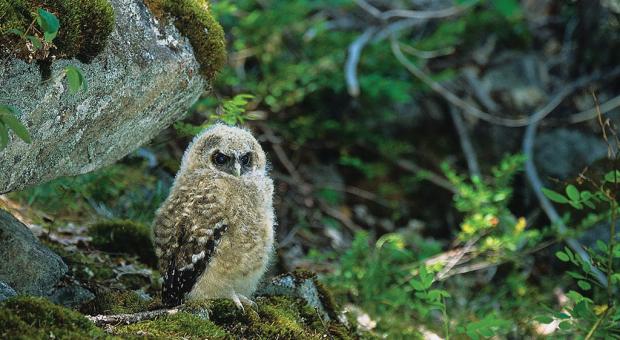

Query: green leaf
[410,279,425,291]
[567,271,587,280]
[542,188,568,204]
[493,0,521,18]
[36,8,59,43]
[534,316,553,324]
[577,280,591,291]
[566,185,580,202]
[558,321,572,330]
[555,251,570,262]
[604,170,620,183]
[580,190,592,201]
[596,240,607,253]
[27,35,42,50]
[568,200,583,210]
[0,122,8,150]
[65,66,87,94]
[8,28,24,37]
[0,112,31,143]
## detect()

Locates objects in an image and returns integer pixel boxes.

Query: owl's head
[181,124,267,176]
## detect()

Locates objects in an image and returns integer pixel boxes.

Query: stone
[48,284,96,308]
[0,209,67,296]
[534,128,607,180]
[0,0,216,194]
[0,281,17,302]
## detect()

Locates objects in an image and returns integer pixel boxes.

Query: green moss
[205,296,350,339]
[0,0,114,62]
[116,312,229,339]
[45,241,116,282]
[88,219,157,267]
[0,296,107,339]
[145,0,226,82]
[82,290,152,315]
[115,295,353,339]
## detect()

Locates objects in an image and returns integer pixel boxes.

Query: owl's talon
[232,294,245,311]
[239,295,257,310]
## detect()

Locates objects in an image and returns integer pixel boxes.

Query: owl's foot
[231,292,256,311]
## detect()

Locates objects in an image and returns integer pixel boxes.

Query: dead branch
[568,94,620,123]
[449,106,481,178]
[86,308,180,327]
[380,1,480,20]
[390,35,620,127]
[522,104,609,287]
[346,27,377,97]
[395,159,457,194]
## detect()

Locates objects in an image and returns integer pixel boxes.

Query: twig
[390,35,620,127]
[567,94,620,124]
[461,67,500,113]
[346,27,377,97]
[395,159,457,194]
[584,306,612,340]
[380,0,479,20]
[449,106,481,178]
[522,104,609,288]
[399,41,454,59]
[86,308,180,327]
[435,236,479,280]
[354,0,383,19]
[318,200,360,232]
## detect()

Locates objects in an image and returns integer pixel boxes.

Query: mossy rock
[88,219,157,267]
[0,296,107,339]
[82,289,153,315]
[115,296,354,339]
[115,312,229,339]
[0,0,115,62]
[144,0,226,82]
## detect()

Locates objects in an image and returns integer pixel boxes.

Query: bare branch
[354,0,383,19]
[395,159,457,194]
[568,94,620,124]
[87,308,180,327]
[390,35,620,127]
[449,106,481,178]
[380,0,480,20]
[346,27,377,97]
[522,108,609,287]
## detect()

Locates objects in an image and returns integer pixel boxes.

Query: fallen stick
[86,308,179,327]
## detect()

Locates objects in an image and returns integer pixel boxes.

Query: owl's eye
[240,153,251,166]
[212,152,229,165]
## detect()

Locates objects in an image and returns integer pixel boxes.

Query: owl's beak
[233,161,241,176]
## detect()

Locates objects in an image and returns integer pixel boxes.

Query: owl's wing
[154,183,228,307]
[161,221,228,307]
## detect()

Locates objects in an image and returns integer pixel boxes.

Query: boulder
[0,0,224,193]
[0,209,68,296]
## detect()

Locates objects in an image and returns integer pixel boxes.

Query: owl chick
[153,124,275,309]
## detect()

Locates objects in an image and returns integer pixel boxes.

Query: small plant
[443,154,540,253]
[0,105,31,150]
[9,8,59,53]
[174,94,258,136]
[536,100,620,338]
